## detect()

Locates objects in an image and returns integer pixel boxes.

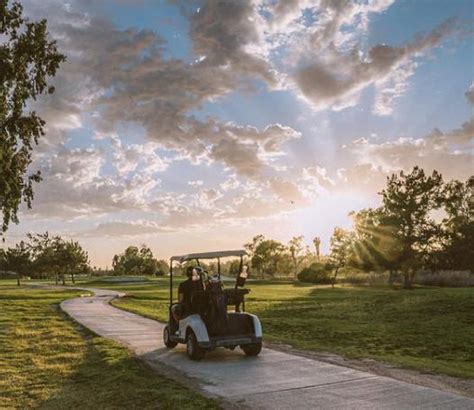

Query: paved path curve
[61,288,474,409]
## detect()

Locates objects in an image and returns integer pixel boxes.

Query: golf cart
[163,250,263,360]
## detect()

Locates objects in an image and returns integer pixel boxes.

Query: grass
[0,282,219,409]
[82,277,474,379]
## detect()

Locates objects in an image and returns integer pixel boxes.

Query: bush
[297,263,333,284]
[414,270,474,287]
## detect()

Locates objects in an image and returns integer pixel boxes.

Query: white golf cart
[163,250,263,360]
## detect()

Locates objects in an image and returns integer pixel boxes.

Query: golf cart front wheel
[163,326,177,348]
[186,331,206,360]
[241,341,262,356]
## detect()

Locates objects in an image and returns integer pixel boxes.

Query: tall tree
[288,235,308,278]
[246,235,286,278]
[0,1,66,234]
[112,245,158,276]
[312,236,321,261]
[0,240,31,285]
[351,208,404,284]
[439,176,474,271]
[381,167,444,288]
[329,227,353,288]
[60,240,90,284]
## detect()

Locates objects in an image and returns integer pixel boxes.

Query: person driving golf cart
[164,250,263,360]
[171,266,204,322]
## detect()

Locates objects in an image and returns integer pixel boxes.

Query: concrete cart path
[61,288,474,409]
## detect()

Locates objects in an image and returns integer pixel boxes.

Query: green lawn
[0,282,219,409]
[83,277,474,379]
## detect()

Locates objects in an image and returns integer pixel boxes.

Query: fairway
[0,282,219,409]
[83,278,474,379]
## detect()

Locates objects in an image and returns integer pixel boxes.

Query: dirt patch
[266,341,474,399]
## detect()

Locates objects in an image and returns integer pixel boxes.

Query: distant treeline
[1,167,472,288]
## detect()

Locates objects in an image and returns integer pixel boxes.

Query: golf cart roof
[170,249,247,263]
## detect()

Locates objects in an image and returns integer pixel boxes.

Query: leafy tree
[155,259,169,276]
[381,167,444,288]
[0,1,66,234]
[112,245,158,276]
[438,176,474,271]
[351,208,404,284]
[59,240,90,284]
[0,240,31,285]
[245,235,286,278]
[329,227,354,288]
[27,232,89,284]
[288,235,309,278]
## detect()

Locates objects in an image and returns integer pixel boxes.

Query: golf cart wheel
[241,341,262,356]
[163,326,177,349]
[186,331,205,361]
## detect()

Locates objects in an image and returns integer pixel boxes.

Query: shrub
[414,270,474,287]
[297,263,333,284]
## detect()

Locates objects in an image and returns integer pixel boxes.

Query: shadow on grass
[38,311,220,410]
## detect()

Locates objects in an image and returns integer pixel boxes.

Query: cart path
[61,288,474,409]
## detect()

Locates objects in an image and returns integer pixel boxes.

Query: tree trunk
[17,274,21,286]
[61,273,66,286]
[332,267,339,289]
[55,274,59,285]
[403,270,411,289]
[71,273,75,284]
[388,269,394,286]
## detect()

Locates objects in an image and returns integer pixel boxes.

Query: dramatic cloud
[9,0,471,265]
[294,19,457,112]
[344,118,473,187]
[189,0,276,84]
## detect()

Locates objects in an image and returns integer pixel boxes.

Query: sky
[4,0,473,267]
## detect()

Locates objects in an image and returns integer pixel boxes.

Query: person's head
[186,266,202,281]
[185,266,194,278]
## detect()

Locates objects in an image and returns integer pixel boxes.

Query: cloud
[188,180,204,187]
[189,0,276,85]
[82,221,170,238]
[293,18,457,112]
[345,118,473,185]
[465,82,474,105]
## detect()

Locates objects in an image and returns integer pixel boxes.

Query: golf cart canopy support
[170,250,247,263]
[169,249,248,306]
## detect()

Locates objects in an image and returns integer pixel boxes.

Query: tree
[288,236,308,278]
[155,259,169,276]
[27,232,90,284]
[59,240,90,284]
[312,237,321,261]
[351,208,404,284]
[0,240,31,285]
[329,227,353,288]
[112,245,158,276]
[381,167,444,288]
[438,176,474,271]
[0,1,66,234]
[245,235,286,278]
